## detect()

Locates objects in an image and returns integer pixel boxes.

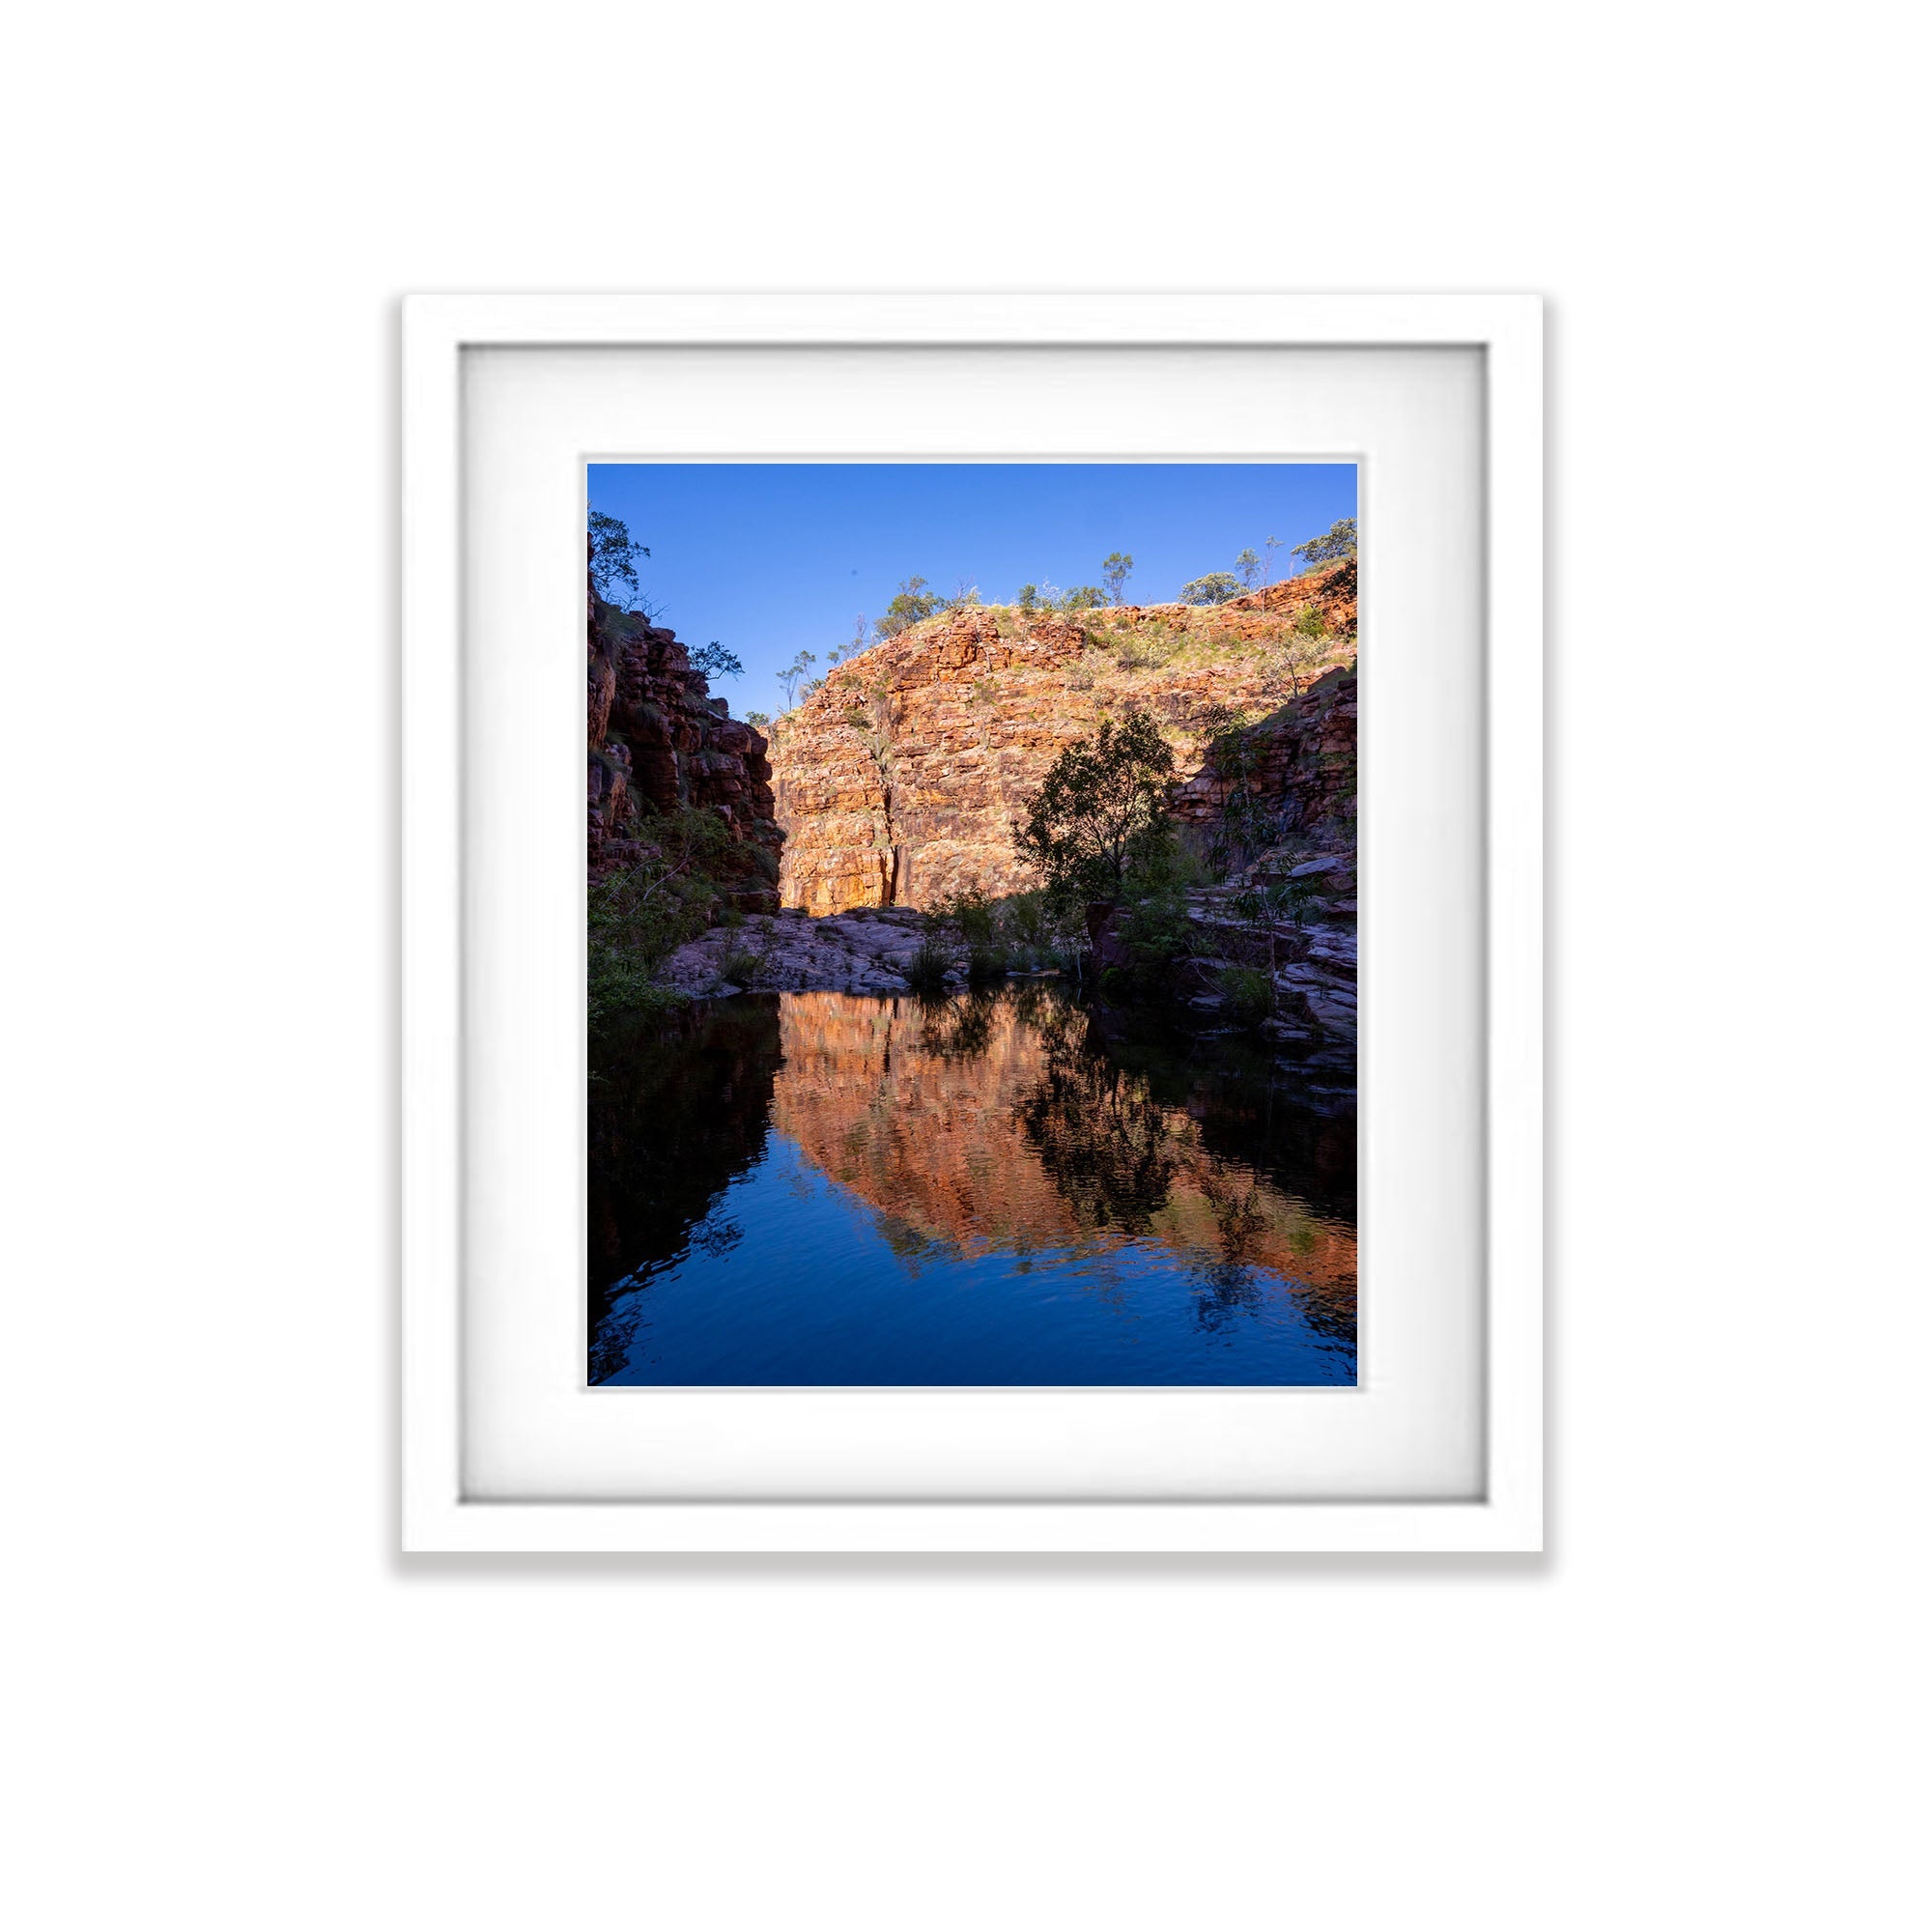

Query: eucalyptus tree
[776,650,817,709]
[1013,712,1178,954]
[1290,518,1357,570]
[588,510,650,608]
[1179,571,1242,606]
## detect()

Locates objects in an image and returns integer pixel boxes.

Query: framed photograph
[402,293,1542,1552]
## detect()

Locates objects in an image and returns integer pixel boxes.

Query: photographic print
[587,463,1357,1386]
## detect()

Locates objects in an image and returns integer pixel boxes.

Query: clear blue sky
[586,463,1357,722]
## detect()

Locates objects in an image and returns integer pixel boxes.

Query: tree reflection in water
[1012,1012,1182,1239]
[923,985,999,1062]
[1009,997,1353,1341]
[589,982,1355,1382]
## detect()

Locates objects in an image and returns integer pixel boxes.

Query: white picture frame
[402,292,1543,1553]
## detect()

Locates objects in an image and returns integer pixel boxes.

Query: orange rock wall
[770,563,1357,913]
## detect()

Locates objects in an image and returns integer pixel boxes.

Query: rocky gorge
[590,558,1360,1076]
[643,562,1358,1068]
[587,539,1361,1385]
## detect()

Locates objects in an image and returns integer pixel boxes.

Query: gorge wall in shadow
[587,998,783,1380]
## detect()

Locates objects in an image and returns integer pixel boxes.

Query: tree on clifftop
[776,650,816,709]
[588,510,650,609]
[1291,518,1357,570]
[1180,571,1242,606]
[1013,713,1177,950]
[689,641,742,680]
[1101,552,1134,605]
[874,576,943,639]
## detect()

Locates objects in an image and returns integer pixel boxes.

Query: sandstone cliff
[770,561,1357,914]
[1173,660,1357,877]
[587,584,783,902]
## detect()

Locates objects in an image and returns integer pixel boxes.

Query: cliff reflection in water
[590,984,1355,1385]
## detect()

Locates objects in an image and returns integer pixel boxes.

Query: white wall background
[4,5,1924,1928]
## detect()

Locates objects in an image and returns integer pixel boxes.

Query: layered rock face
[1173,661,1357,869]
[587,585,783,899]
[771,561,1357,913]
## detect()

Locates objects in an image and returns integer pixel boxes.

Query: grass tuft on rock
[901,935,955,993]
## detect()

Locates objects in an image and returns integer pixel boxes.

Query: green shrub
[1007,891,1050,949]
[587,819,727,1029]
[1264,877,1320,925]
[874,576,944,639]
[966,943,1009,982]
[1115,893,1193,997]
[932,887,997,946]
[1217,965,1274,1023]
[717,946,764,987]
[1093,846,1208,1002]
[1168,845,1213,890]
[587,954,687,1037]
[583,805,783,1029]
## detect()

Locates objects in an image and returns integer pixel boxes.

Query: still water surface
[589,984,1355,1385]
